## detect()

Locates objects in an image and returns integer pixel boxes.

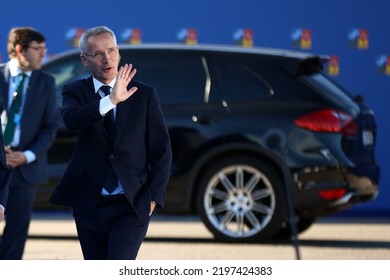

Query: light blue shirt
[2,59,36,164]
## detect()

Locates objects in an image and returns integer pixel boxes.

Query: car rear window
[299,73,359,114]
[43,55,90,106]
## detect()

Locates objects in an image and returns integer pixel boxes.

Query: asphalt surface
[3,211,388,260]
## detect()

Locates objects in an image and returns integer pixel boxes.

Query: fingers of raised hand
[128,86,138,96]
[119,64,137,82]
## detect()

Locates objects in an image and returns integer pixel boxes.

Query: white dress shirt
[92,77,124,195]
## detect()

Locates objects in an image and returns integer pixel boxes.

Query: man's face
[20,41,47,71]
[80,33,120,84]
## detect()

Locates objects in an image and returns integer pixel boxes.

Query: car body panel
[38,44,380,239]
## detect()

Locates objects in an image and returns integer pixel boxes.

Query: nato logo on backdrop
[348,28,369,49]
[177,28,198,45]
[65,27,85,48]
[327,55,340,76]
[376,55,390,75]
[233,29,254,47]
[121,28,142,45]
[291,28,312,50]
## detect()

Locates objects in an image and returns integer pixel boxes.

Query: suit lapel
[84,76,100,103]
[80,77,134,143]
[22,71,38,116]
[0,64,11,111]
[114,88,135,143]
[83,77,111,140]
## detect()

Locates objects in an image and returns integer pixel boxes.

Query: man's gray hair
[79,26,117,54]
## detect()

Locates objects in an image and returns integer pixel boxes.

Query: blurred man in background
[0,27,59,260]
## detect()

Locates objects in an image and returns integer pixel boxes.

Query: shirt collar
[93,77,116,94]
[9,59,32,78]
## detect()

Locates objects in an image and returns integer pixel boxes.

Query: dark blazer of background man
[0,118,11,224]
[0,27,59,260]
[50,26,172,260]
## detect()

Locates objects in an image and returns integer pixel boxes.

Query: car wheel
[196,156,287,242]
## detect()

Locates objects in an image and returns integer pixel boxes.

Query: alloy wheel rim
[204,164,276,238]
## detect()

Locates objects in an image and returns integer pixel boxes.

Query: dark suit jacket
[50,76,172,218]
[0,63,59,186]
[0,119,11,208]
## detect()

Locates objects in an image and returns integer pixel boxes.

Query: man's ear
[80,54,88,66]
[15,44,23,55]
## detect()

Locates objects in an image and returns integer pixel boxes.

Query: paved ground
[5,211,389,260]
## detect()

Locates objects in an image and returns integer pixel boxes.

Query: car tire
[196,156,287,242]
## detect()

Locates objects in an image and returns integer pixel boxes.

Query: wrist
[109,93,118,105]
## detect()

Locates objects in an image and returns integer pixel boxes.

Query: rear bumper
[293,165,379,216]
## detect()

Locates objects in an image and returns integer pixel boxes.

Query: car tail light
[318,189,347,200]
[294,109,358,137]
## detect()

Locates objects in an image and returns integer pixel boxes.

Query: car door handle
[192,115,220,125]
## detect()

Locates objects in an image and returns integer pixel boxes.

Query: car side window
[43,56,90,106]
[214,54,273,102]
[121,51,207,105]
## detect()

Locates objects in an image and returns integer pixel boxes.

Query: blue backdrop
[1,0,389,214]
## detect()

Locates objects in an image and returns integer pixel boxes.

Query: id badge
[13,113,21,125]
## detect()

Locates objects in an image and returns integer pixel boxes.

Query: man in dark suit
[0,27,59,259]
[50,26,172,260]
[0,119,11,224]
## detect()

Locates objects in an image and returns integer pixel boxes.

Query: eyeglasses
[28,46,48,53]
[83,47,119,60]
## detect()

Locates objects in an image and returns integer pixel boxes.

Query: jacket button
[109,154,114,160]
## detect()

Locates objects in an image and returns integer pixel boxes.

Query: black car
[39,44,380,242]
